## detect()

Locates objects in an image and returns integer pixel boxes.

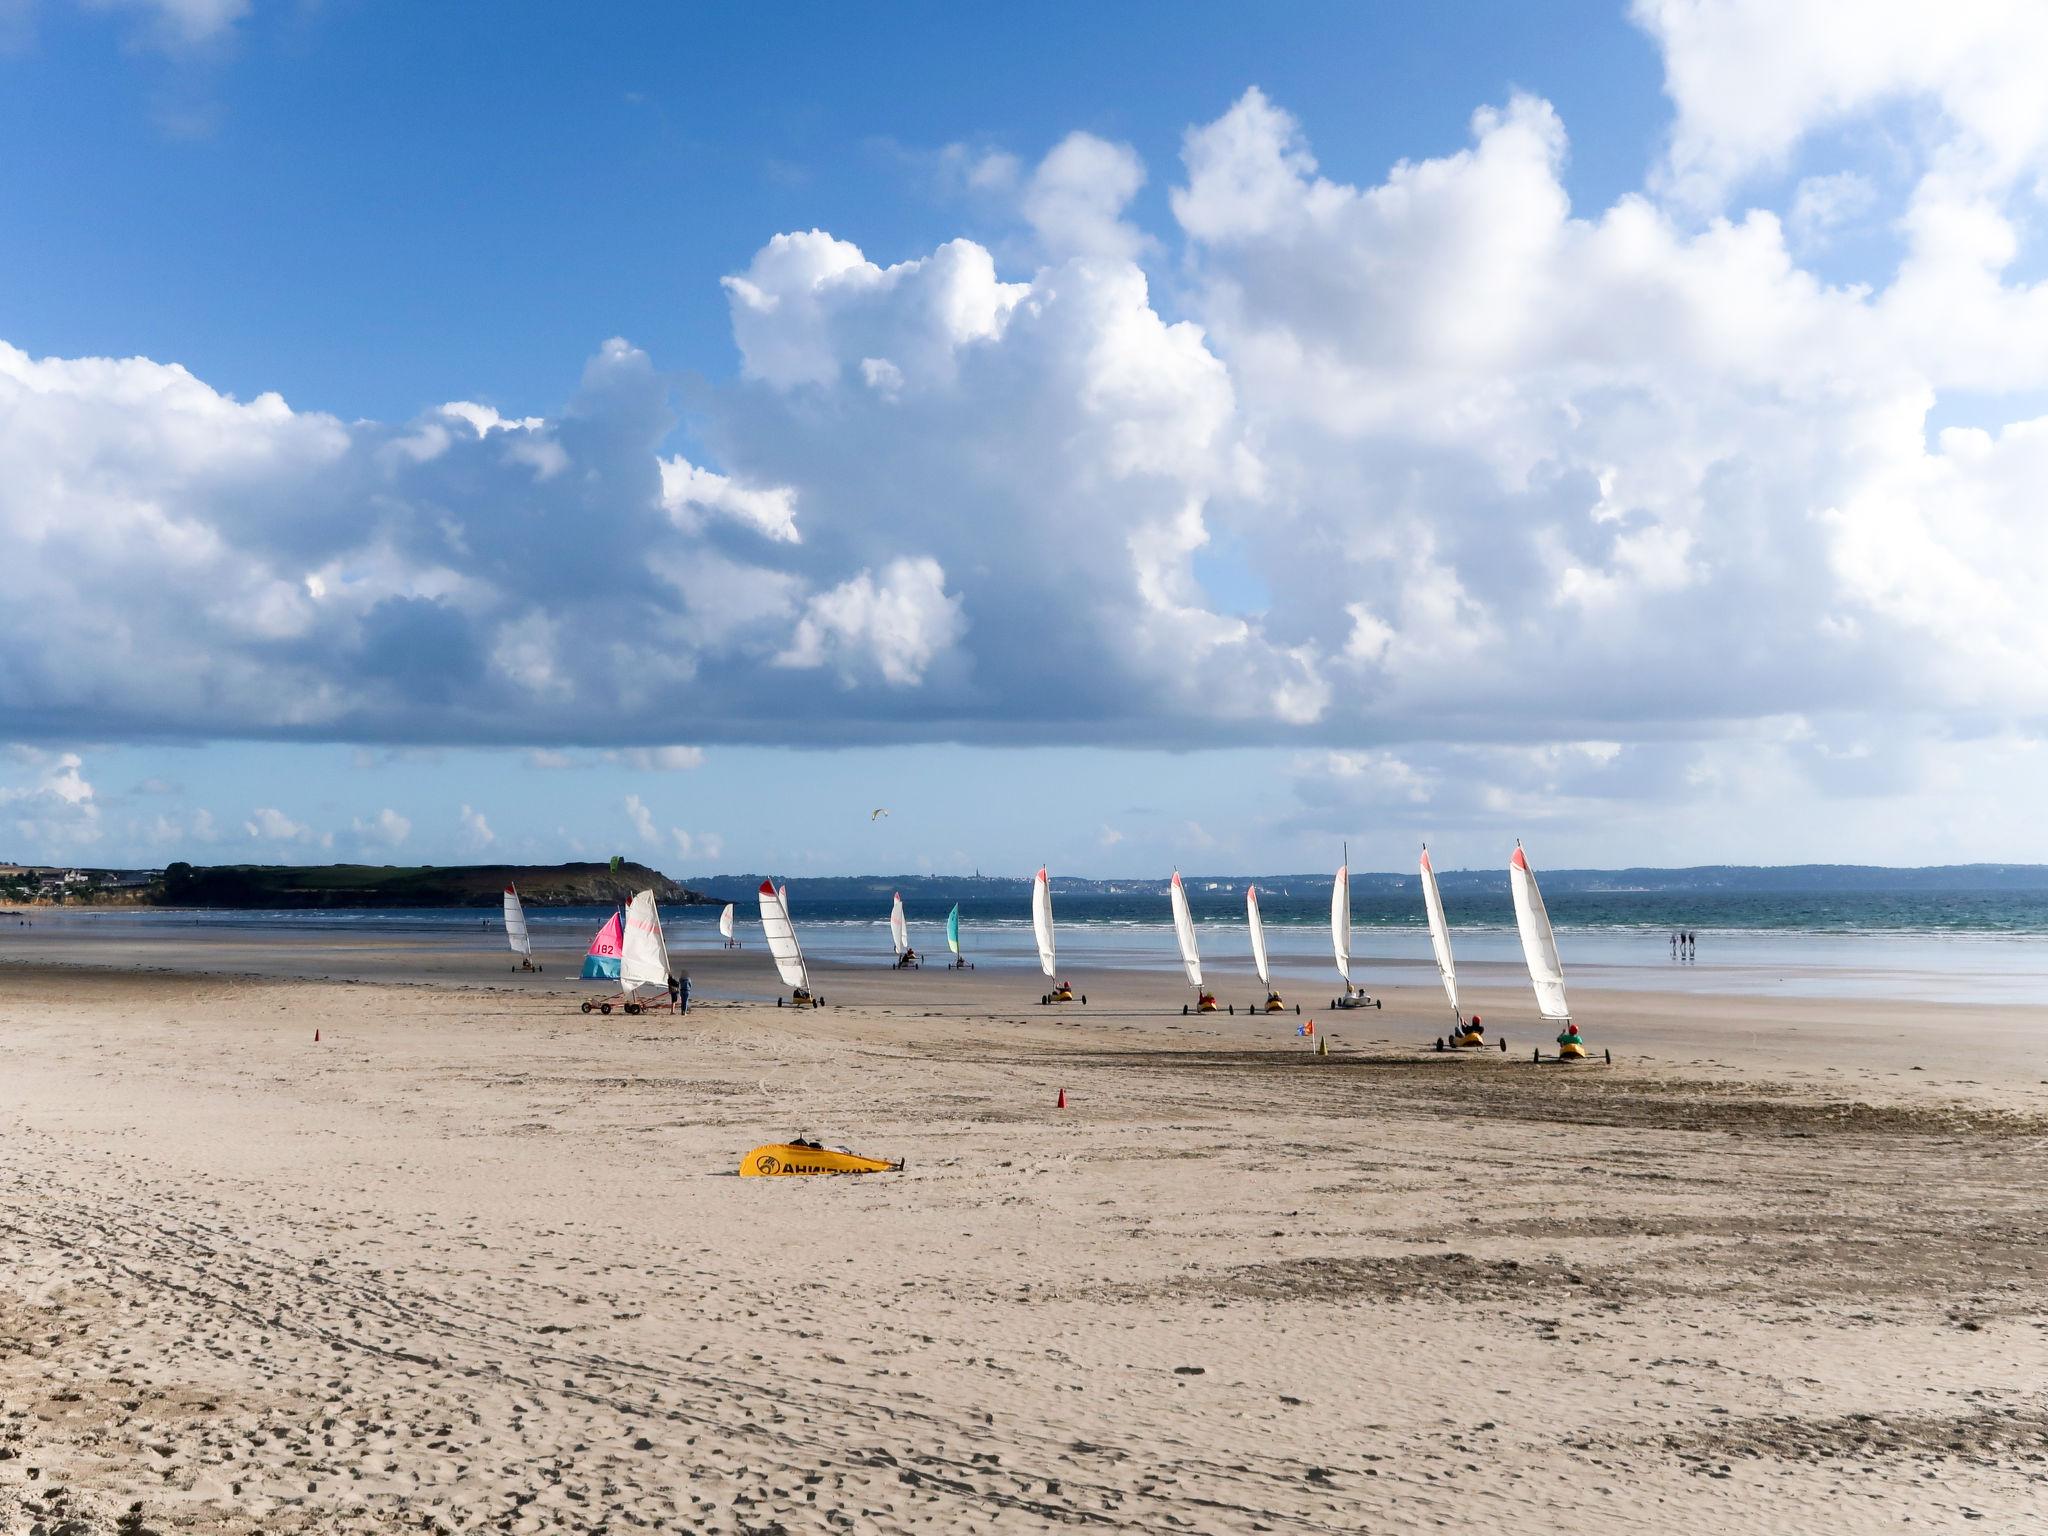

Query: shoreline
[11,905,2048,1008]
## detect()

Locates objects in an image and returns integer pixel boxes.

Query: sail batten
[1419,845,1459,1019]
[1510,842,1571,1022]
[1246,883,1270,987]
[758,879,809,991]
[619,890,670,998]
[1169,871,1202,990]
[502,884,531,958]
[1331,851,1352,987]
[1031,867,1056,978]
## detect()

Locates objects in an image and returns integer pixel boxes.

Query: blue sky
[3,2,1663,420]
[5,0,2048,875]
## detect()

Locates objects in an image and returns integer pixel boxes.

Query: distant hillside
[685,864,2048,903]
[155,862,704,909]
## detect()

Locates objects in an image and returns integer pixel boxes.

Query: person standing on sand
[1670,932,1678,959]
[679,972,691,1015]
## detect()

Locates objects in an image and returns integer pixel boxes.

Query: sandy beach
[2,939,2044,1534]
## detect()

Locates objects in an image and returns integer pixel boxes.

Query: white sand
[1,949,2044,1534]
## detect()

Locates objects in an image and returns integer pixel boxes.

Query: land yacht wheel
[580,1000,592,1014]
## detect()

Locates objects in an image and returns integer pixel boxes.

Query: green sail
[946,903,961,955]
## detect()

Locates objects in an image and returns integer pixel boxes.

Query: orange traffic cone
[1056,1087,1066,1109]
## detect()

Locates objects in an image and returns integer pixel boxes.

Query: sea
[19,887,2048,1005]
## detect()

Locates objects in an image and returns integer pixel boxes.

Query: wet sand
[0,938,2043,1533]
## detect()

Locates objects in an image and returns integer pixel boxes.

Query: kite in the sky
[871,808,890,821]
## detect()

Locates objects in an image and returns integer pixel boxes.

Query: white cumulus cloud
[9,12,2048,848]
[459,803,495,850]
[352,807,412,848]
[778,558,965,687]
[624,793,657,844]
[245,806,329,847]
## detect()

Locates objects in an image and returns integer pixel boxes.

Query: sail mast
[1032,867,1056,978]
[1332,842,1352,989]
[1246,883,1270,988]
[1419,844,1460,1025]
[1169,870,1203,996]
[758,879,810,993]
[1510,841,1571,1024]
[502,883,532,958]
[619,890,670,999]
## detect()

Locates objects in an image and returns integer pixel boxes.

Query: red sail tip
[1511,846,1529,871]
[758,879,777,895]
[1419,850,1432,873]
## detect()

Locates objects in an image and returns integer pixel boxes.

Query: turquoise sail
[946,903,961,955]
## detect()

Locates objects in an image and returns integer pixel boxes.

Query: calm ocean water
[23,888,2048,1003]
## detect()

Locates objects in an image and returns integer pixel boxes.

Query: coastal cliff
[151,861,703,909]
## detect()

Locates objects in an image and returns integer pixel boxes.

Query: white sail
[1510,842,1571,1022]
[758,879,809,991]
[1418,845,1458,1019]
[1246,883,1270,987]
[889,892,909,957]
[718,903,735,941]
[502,884,531,958]
[1331,853,1352,986]
[1032,866,1056,978]
[619,889,670,998]
[1169,870,1203,990]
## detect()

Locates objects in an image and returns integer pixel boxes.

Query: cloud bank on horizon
[4,0,2047,861]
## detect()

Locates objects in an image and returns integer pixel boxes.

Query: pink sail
[581,910,625,981]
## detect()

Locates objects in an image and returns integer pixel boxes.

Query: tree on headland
[610,854,623,873]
